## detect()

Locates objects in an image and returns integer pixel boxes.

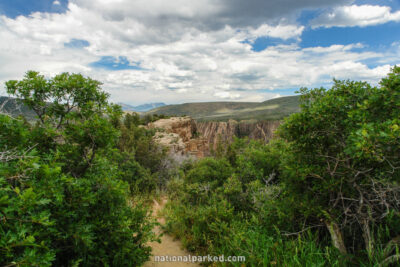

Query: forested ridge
[1,68,400,266]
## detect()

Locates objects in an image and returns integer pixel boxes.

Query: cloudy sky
[0,0,399,105]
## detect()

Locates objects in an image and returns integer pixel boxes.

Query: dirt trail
[143,197,200,267]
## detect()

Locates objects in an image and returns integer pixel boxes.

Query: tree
[279,67,400,261]
[6,71,109,127]
[1,71,154,266]
[6,71,122,176]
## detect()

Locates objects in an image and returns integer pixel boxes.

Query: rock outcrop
[196,120,281,150]
[195,120,238,150]
[147,117,281,158]
[147,117,208,158]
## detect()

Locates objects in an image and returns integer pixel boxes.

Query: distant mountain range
[118,102,166,112]
[1,95,300,122]
[146,95,300,121]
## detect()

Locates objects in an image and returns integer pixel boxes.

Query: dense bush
[165,139,344,266]
[0,72,156,266]
[164,68,400,266]
[3,67,400,266]
[279,67,400,262]
[116,113,170,193]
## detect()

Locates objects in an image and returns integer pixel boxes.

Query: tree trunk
[325,220,347,254]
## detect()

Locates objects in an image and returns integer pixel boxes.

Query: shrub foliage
[165,67,400,266]
[2,67,400,266]
[0,71,160,266]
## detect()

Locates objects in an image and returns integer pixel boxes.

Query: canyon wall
[196,120,281,151]
[147,117,208,158]
[147,117,280,158]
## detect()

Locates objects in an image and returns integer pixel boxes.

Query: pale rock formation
[196,120,281,150]
[148,117,208,158]
[147,117,281,158]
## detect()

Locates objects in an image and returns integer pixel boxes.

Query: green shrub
[279,67,400,258]
[186,158,233,186]
[164,68,400,266]
[1,71,155,266]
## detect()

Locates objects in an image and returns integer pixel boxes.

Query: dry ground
[143,198,200,267]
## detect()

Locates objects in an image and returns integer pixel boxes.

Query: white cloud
[311,5,400,28]
[53,1,61,6]
[272,94,282,99]
[214,91,241,99]
[72,0,350,30]
[248,24,304,40]
[0,0,398,104]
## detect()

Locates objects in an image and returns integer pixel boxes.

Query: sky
[0,0,399,105]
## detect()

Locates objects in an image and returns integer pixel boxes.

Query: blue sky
[89,56,142,71]
[0,0,399,104]
[0,0,68,18]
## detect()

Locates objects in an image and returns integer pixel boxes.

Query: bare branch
[0,145,37,162]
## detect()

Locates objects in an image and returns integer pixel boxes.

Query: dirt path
[143,197,200,267]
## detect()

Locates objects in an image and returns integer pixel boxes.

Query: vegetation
[146,95,300,122]
[0,71,167,266]
[1,67,399,266]
[164,67,400,266]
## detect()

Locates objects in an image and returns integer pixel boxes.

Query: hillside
[118,102,166,112]
[146,95,300,121]
[0,96,36,120]
[1,95,300,122]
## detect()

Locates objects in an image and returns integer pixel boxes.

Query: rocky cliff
[147,117,208,158]
[147,117,280,158]
[196,120,280,150]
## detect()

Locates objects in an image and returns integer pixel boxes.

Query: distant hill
[118,102,166,112]
[0,96,36,120]
[146,95,300,121]
[1,95,300,122]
